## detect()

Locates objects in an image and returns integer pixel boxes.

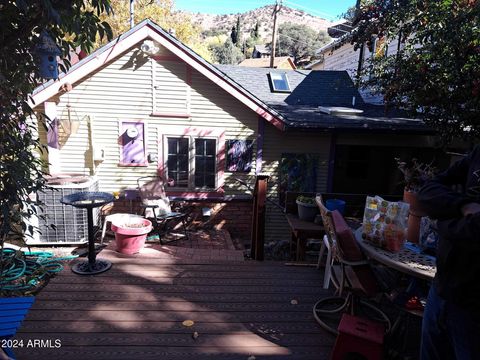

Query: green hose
[0,248,78,293]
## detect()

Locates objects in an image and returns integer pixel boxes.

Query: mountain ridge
[180,5,332,40]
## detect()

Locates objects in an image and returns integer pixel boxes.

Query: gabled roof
[239,57,296,69]
[31,19,286,130]
[253,45,271,55]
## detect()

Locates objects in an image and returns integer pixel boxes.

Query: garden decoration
[61,192,114,275]
[35,30,61,79]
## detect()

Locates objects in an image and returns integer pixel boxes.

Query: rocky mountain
[183,5,332,40]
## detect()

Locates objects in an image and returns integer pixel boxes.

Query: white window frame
[269,72,292,93]
[159,126,226,192]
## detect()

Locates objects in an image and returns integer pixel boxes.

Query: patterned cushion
[331,210,364,262]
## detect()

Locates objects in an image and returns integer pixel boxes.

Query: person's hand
[461,202,480,216]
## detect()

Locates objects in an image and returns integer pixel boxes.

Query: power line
[277,33,314,46]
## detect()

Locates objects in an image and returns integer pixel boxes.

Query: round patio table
[354,227,436,281]
[61,192,114,275]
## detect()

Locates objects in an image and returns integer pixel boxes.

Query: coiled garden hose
[0,248,78,292]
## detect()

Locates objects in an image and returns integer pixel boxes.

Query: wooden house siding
[323,38,400,77]
[37,44,258,194]
[262,124,330,244]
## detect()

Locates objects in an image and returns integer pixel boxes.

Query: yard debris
[182,320,195,327]
[192,331,199,340]
[290,299,298,305]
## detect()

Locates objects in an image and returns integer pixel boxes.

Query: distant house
[252,44,271,58]
[31,20,441,245]
[239,56,296,70]
[306,19,402,104]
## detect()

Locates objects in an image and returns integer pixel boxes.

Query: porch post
[251,174,269,261]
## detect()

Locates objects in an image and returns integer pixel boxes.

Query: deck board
[15,257,335,360]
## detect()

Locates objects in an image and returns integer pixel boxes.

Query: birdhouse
[36,31,61,79]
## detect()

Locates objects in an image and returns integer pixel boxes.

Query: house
[252,45,271,58]
[31,20,442,246]
[306,20,401,104]
[239,56,296,70]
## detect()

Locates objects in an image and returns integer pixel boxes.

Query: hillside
[182,5,332,40]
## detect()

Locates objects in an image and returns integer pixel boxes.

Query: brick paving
[102,228,245,262]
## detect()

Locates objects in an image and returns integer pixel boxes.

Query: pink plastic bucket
[111,218,152,255]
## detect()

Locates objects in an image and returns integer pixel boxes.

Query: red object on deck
[112,219,152,255]
[331,313,385,360]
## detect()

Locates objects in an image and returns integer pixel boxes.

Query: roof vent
[319,106,364,115]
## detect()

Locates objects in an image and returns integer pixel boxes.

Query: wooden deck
[15,250,334,360]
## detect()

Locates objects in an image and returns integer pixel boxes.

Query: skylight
[269,72,291,93]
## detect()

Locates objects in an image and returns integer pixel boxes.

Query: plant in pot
[296,195,319,222]
[396,158,437,243]
[111,215,153,255]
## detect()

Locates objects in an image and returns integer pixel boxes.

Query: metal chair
[313,209,391,336]
[316,194,338,290]
[137,176,188,244]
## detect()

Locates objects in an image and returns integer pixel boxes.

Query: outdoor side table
[61,191,114,275]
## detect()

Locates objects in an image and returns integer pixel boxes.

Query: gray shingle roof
[216,65,430,133]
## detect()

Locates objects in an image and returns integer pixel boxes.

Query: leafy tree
[211,39,245,65]
[0,1,112,251]
[230,17,242,46]
[98,0,202,48]
[251,21,260,40]
[230,25,238,45]
[351,0,480,144]
[276,22,330,66]
[235,16,242,45]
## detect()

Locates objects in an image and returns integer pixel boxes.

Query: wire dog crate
[26,175,101,245]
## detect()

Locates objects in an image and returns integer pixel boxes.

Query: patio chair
[315,194,338,289]
[313,209,391,336]
[0,297,35,360]
[137,176,188,244]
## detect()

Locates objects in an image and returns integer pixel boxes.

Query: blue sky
[174,0,356,21]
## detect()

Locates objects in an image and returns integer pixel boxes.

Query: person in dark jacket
[418,145,480,360]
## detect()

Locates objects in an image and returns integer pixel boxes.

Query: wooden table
[354,227,436,281]
[286,214,324,261]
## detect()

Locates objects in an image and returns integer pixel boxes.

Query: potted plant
[296,195,319,222]
[111,216,152,255]
[396,158,437,243]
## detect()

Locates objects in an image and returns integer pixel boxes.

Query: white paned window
[163,135,218,190]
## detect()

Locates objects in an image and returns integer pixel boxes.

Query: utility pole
[130,0,135,29]
[270,0,282,68]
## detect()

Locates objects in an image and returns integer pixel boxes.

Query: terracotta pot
[403,189,426,243]
[111,217,152,255]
